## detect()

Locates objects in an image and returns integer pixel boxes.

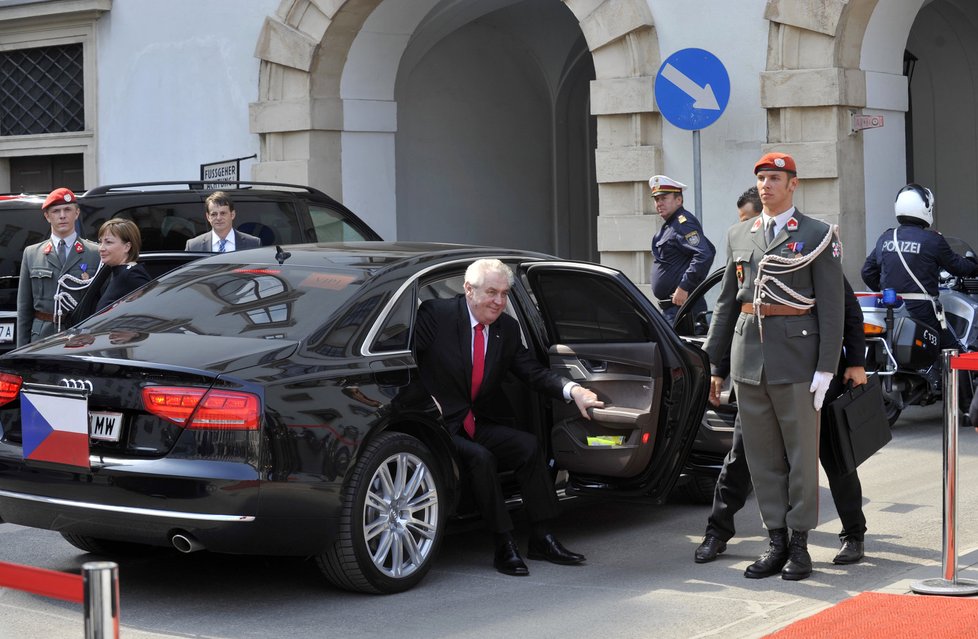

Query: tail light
[0,373,22,406]
[864,324,885,335]
[142,387,260,430]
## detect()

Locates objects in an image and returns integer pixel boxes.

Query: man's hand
[810,371,834,411]
[843,366,867,387]
[671,287,689,307]
[571,384,605,419]
[709,375,724,407]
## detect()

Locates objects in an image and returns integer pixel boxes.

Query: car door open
[522,262,705,489]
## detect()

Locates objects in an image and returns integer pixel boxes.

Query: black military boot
[744,528,789,579]
[781,530,813,581]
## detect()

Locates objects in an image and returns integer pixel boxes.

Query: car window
[309,203,370,242]
[0,204,52,308]
[82,203,205,252]
[530,269,652,343]
[79,262,365,346]
[372,282,415,352]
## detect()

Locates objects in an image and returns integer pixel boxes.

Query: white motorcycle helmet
[894,183,934,226]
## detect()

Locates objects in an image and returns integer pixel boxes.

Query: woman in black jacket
[67,218,151,325]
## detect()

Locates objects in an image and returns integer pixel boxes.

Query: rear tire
[881,395,902,427]
[318,432,445,594]
[60,533,156,556]
[674,474,718,505]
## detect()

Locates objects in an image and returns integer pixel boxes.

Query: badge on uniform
[786,241,805,253]
[736,263,744,285]
[678,214,687,224]
[80,263,89,280]
[751,218,762,232]
[684,231,700,246]
[832,240,843,259]
[786,218,798,231]
[73,241,84,254]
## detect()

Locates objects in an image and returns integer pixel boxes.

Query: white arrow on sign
[660,63,720,110]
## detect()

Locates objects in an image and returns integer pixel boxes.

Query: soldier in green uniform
[16,188,100,346]
[703,153,844,581]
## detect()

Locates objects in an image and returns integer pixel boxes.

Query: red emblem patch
[786,218,798,231]
[736,263,744,285]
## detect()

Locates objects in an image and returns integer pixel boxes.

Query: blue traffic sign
[655,48,730,131]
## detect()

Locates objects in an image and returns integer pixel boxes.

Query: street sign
[654,48,730,131]
[852,113,884,133]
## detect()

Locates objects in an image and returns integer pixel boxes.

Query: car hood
[4,331,299,375]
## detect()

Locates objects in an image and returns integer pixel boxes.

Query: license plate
[89,411,123,442]
[0,322,13,343]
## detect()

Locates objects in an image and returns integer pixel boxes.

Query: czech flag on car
[21,391,90,470]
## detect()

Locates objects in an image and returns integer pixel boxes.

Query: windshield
[78,261,369,343]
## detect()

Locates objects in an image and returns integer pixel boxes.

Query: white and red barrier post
[0,559,120,637]
[911,349,978,596]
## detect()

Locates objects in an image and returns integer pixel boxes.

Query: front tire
[318,432,445,594]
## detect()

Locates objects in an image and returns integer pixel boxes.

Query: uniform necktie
[58,239,68,265]
[765,219,775,247]
[218,238,228,253]
[463,323,485,438]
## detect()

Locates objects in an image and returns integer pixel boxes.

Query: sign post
[654,48,730,223]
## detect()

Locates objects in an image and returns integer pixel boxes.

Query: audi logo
[60,378,94,392]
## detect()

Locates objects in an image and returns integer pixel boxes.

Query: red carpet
[764,592,978,638]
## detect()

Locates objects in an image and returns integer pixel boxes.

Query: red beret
[753,152,797,175]
[42,187,78,210]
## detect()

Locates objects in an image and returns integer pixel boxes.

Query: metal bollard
[83,561,120,639]
[911,349,978,595]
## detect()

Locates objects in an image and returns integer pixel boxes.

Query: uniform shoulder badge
[684,231,700,246]
[786,218,799,231]
[677,214,687,224]
[750,218,762,232]
[736,263,744,285]
[832,240,843,259]
[43,241,53,255]
[73,240,85,253]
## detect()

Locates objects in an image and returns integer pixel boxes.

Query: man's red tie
[463,323,485,438]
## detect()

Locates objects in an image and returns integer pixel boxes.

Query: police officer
[703,152,845,581]
[649,175,715,322]
[861,183,978,350]
[16,188,100,346]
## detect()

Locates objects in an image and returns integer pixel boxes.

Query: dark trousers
[705,413,867,542]
[452,424,559,534]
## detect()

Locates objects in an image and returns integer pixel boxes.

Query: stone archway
[759,0,881,276]
[250,0,665,286]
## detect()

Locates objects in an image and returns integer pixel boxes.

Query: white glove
[809,371,834,411]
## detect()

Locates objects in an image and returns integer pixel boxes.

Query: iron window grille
[0,43,84,136]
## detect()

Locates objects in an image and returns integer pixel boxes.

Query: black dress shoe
[694,535,727,563]
[832,538,865,565]
[494,540,529,576]
[527,534,586,565]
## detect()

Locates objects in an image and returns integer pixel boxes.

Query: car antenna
[274,245,292,265]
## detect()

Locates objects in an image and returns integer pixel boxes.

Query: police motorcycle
[859,236,978,426]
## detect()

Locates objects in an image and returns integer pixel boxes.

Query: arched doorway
[251,0,662,284]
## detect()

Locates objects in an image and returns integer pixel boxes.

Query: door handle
[581,359,607,373]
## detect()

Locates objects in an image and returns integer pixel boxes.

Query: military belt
[741,303,810,317]
[34,311,54,322]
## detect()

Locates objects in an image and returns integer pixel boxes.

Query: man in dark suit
[413,258,602,576]
[184,191,261,252]
[703,152,845,581]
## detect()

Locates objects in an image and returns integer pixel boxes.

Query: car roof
[182,241,557,277]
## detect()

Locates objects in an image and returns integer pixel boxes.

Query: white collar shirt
[761,206,796,238]
[211,231,235,252]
